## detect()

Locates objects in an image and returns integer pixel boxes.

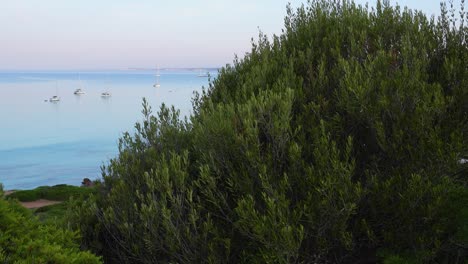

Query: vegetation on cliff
[70,1,468,263]
[0,185,101,263]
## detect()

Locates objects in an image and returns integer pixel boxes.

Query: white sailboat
[153,66,161,88]
[198,69,209,77]
[49,81,60,102]
[49,95,60,102]
[74,74,85,95]
[74,88,85,95]
[101,75,112,98]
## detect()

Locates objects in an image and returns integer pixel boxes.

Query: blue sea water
[0,69,214,189]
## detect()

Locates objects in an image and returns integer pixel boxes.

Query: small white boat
[74,88,85,95]
[74,74,85,95]
[153,65,161,87]
[198,69,209,77]
[102,75,112,97]
[49,95,60,102]
[50,81,60,102]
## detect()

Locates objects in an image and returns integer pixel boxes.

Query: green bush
[0,184,101,263]
[35,202,70,223]
[8,184,96,202]
[7,189,41,201]
[71,1,468,263]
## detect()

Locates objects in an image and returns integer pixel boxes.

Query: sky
[0,0,460,70]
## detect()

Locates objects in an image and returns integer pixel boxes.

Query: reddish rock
[81,178,94,187]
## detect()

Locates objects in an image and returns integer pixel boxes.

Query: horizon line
[0,67,223,72]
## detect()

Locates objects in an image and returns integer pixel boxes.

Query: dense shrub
[8,184,96,202]
[0,184,101,263]
[71,1,467,263]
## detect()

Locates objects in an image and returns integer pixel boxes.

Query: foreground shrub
[0,184,101,263]
[72,1,468,263]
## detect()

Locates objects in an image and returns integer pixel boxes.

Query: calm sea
[0,69,214,189]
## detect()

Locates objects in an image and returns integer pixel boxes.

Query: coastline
[3,190,62,209]
[4,190,15,196]
[2,183,95,209]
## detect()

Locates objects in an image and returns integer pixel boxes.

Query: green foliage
[4,184,98,234]
[34,202,70,223]
[0,187,101,263]
[7,184,96,202]
[71,1,468,263]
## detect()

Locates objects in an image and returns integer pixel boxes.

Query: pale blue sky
[0,1,458,70]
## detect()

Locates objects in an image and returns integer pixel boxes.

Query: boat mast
[155,65,161,87]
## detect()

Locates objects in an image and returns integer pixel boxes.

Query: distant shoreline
[127,67,220,71]
[4,190,15,196]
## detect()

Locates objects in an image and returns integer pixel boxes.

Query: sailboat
[101,75,112,98]
[74,74,85,95]
[49,81,60,102]
[198,69,209,77]
[153,66,161,88]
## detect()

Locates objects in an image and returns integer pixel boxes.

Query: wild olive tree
[72,1,467,263]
